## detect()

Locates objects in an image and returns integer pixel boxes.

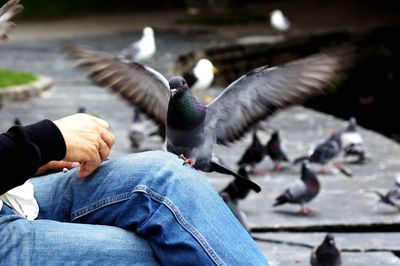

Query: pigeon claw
[179,154,196,166]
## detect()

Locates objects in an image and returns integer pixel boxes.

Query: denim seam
[134,185,226,266]
[70,192,132,221]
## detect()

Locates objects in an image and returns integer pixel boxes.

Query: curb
[0,75,53,103]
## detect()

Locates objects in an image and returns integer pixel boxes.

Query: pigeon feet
[179,154,195,166]
[297,207,315,216]
[272,164,281,172]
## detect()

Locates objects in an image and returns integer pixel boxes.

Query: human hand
[35,160,80,176]
[53,114,115,178]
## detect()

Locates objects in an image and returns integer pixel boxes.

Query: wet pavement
[1,25,400,265]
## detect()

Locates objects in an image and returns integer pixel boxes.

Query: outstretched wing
[64,44,170,127]
[207,47,353,145]
[0,0,23,43]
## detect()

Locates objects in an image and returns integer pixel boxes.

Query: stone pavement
[1,13,400,265]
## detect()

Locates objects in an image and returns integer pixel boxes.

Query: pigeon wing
[65,45,170,127]
[0,0,23,43]
[206,47,353,145]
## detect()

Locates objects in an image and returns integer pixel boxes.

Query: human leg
[30,150,269,266]
[0,205,159,265]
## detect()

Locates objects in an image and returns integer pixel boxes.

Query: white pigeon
[118,26,156,62]
[270,9,290,34]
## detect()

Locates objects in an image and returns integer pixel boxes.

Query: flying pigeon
[237,129,267,175]
[117,26,156,62]
[372,177,400,211]
[341,117,366,163]
[0,0,23,43]
[270,9,290,35]
[265,130,289,172]
[294,131,352,177]
[273,161,320,215]
[311,234,342,266]
[65,45,353,193]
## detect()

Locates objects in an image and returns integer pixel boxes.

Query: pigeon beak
[212,66,219,74]
[171,88,177,97]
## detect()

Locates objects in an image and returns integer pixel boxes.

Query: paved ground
[1,5,400,265]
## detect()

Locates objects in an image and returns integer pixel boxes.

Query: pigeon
[65,45,353,194]
[265,130,289,172]
[0,0,23,43]
[219,167,252,230]
[311,234,342,266]
[372,177,400,211]
[270,9,290,35]
[117,26,156,63]
[237,129,267,175]
[294,131,352,177]
[273,161,320,215]
[341,117,366,163]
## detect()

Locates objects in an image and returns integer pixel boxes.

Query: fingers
[98,138,110,161]
[78,154,101,178]
[100,127,115,150]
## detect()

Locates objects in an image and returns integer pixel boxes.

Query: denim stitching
[70,192,132,221]
[134,185,226,266]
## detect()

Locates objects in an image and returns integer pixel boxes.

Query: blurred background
[12,0,400,142]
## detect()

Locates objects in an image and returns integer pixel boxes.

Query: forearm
[0,120,66,194]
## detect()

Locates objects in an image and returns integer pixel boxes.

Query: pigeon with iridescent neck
[0,0,23,43]
[65,45,354,194]
[294,131,352,177]
[273,161,320,215]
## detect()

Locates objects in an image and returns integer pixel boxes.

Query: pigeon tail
[272,194,288,207]
[293,156,310,165]
[210,160,261,193]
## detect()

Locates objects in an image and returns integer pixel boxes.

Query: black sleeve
[0,119,66,194]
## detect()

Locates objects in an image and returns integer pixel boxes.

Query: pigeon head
[323,233,336,247]
[271,130,279,140]
[169,76,190,97]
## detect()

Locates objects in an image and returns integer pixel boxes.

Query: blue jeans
[0,151,269,265]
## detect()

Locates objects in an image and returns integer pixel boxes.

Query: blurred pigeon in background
[237,129,267,175]
[273,161,320,215]
[65,45,354,194]
[0,0,23,43]
[219,167,252,230]
[117,26,156,62]
[311,233,342,266]
[294,131,352,177]
[265,130,289,172]
[341,117,366,163]
[372,176,400,211]
[270,9,290,35]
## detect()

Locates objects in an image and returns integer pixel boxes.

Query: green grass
[0,69,37,89]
